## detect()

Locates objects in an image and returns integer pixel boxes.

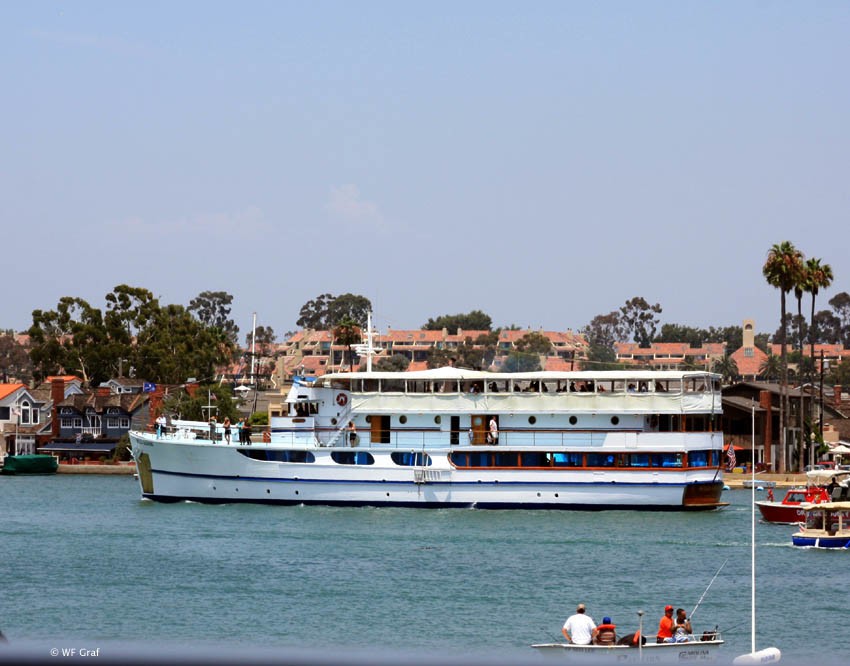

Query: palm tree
[763,241,804,472]
[805,257,834,441]
[759,354,782,381]
[713,355,739,384]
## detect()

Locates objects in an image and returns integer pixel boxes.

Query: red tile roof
[730,346,769,379]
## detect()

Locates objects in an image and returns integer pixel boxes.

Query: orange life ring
[336,393,348,407]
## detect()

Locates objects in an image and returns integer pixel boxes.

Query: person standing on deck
[489,416,499,445]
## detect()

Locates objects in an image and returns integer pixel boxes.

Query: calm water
[0,475,845,664]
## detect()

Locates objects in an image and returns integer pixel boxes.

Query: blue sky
[3,1,849,343]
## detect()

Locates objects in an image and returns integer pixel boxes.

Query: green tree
[163,384,240,422]
[713,355,739,384]
[296,293,372,329]
[0,334,31,383]
[332,318,362,371]
[581,311,624,367]
[619,297,662,348]
[29,297,112,385]
[246,325,276,357]
[503,351,541,372]
[759,354,782,382]
[422,310,492,333]
[514,331,553,355]
[426,333,497,370]
[188,291,239,344]
[827,357,850,387]
[135,304,235,384]
[763,241,804,471]
[828,291,850,346]
[375,353,411,372]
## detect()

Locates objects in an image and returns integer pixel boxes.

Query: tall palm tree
[332,319,362,372]
[713,355,739,385]
[763,241,804,472]
[805,257,834,440]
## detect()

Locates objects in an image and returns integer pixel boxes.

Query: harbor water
[1,474,845,664]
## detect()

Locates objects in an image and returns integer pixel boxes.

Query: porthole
[331,418,338,426]
[611,416,620,425]
[399,415,408,424]
[528,416,537,425]
[434,415,441,424]
[569,416,577,425]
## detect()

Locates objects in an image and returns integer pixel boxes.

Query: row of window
[60,417,130,429]
[238,449,718,469]
[449,450,717,469]
[326,376,720,395]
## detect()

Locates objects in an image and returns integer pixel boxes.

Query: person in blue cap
[596,616,617,645]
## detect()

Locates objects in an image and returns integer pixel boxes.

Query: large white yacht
[129,367,726,510]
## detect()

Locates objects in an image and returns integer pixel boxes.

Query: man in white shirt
[562,603,598,645]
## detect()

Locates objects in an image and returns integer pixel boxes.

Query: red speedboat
[755,486,829,524]
[756,470,850,524]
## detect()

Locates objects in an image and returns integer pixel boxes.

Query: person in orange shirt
[657,605,674,643]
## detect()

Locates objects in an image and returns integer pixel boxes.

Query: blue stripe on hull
[151,467,716,489]
[141,494,718,511]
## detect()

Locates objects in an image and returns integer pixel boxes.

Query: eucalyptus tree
[297,293,372,330]
[29,297,112,385]
[188,291,240,344]
[763,241,804,472]
[422,310,493,333]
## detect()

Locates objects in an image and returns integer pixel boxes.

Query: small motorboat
[755,470,850,524]
[791,501,850,549]
[532,633,725,663]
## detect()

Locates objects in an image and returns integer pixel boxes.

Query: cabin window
[362,379,379,392]
[450,415,460,445]
[239,450,315,463]
[652,453,683,468]
[610,416,620,425]
[399,415,408,424]
[569,416,578,426]
[689,450,711,467]
[528,416,536,425]
[494,452,519,467]
[624,453,651,468]
[552,452,582,467]
[586,453,616,467]
[332,451,375,465]
[521,452,550,467]
[391,451,431,466]
[486,380,508,393]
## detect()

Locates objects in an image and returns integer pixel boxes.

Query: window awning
[38,442,117,453]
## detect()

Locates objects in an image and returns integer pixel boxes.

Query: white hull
[532,639,724,663]
[129,432,723,509]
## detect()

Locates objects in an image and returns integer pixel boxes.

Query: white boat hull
[130,432,723,510]
[532,639,724,663]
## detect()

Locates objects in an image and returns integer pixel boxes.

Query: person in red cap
[656,605,675,643]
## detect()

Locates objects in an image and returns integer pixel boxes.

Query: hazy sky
[3,2,848,343]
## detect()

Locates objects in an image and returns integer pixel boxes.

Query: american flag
[725,445,737,471]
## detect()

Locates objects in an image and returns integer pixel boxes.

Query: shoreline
[57,463,136,475]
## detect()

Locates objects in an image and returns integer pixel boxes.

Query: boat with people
[128,368,727,509]
[755,470,850,524]
[791,499,850,549]
[532,609,724,663]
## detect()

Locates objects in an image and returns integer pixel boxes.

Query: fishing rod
[689,558,728,622]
